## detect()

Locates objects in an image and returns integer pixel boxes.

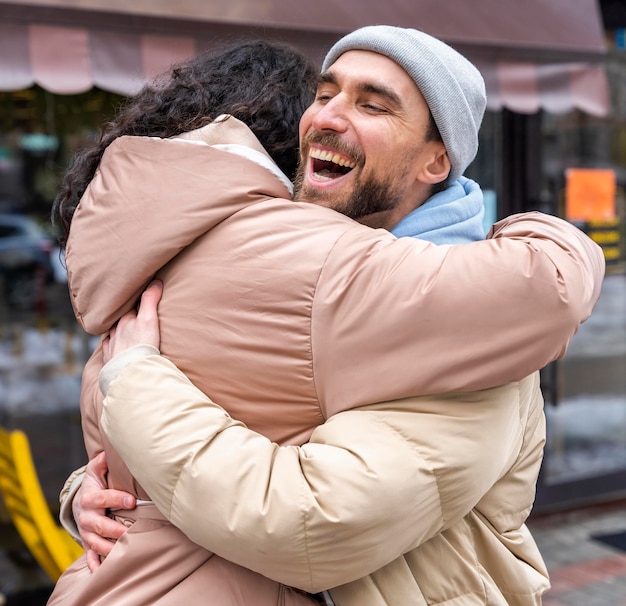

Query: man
[62,26,603,605]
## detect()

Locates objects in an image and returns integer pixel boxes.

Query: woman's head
[52,39,318,247]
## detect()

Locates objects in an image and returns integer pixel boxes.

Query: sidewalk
[528,500,626,605]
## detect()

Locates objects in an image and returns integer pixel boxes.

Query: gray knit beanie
[322,25,486,182]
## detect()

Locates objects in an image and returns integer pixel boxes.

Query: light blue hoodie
[391,176,485,244]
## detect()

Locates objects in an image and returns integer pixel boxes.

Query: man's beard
[293,133,406,221]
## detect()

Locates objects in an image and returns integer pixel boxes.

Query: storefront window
[544,275,626,482]
[466,111,501,233]
[0,87,123,222]
[536,48,626,509]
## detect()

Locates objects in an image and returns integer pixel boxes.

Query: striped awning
[0,0,610,116]
[477,59,609,117]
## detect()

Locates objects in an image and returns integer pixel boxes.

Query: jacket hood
[65,128,291,335]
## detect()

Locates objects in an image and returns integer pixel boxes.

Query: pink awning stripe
[141,35,197,81]
[569,63,610,118]
[497,62,541,115]
[29,25,93,94]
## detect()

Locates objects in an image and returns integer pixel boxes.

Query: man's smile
[307,144,357,184]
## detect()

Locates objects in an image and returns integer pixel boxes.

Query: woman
[49,39,322,606]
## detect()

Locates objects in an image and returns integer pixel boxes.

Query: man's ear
[419,144,451,185]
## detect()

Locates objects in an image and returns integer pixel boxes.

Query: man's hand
[103,280,163,364]
[74,452,136,571]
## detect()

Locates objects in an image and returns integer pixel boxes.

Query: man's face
[294,50,446,229]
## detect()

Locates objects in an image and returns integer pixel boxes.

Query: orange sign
[565,168,616,222]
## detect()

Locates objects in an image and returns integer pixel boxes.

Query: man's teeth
[309,148,356,168]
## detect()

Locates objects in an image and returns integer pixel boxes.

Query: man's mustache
[301,131,365,167]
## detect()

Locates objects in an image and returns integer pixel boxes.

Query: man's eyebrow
[318,72,403,108]
[358,82,403,108]
[317,72,337,86]
[317,72,404,110]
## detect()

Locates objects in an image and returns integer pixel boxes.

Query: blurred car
[0,213,55,309]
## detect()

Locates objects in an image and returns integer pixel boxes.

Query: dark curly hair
[52,39,318,247]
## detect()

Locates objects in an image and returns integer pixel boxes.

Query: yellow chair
[0,427,83,582]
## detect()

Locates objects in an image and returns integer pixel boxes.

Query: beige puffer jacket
[55,118,603,605]
[103,354,548,605]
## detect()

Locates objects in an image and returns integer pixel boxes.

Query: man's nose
[311,96,349,133]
